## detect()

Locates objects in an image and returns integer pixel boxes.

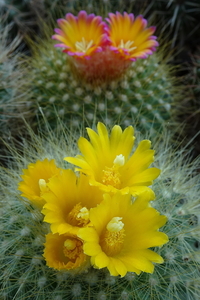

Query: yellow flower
[42,169,104,235]
[52,10,107,59]
[18,159,61,209]
[43,232,90,272]
[106,12,158,61]
[65,122,160,197]
[78,192,168,277]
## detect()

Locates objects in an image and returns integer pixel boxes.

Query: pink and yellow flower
[106,12,158,61]
[42,169,104,235]
[52,10,108,59]
[52,11,158,84]
[65,122,160,197]
[18,159,61,209]
[43,232,90,272]
[78,192,168,277]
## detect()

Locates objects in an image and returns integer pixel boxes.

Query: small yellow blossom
[18,159,61,209]
[43,232,90,272]
[42,169,104,235]
[78,192,168,277]
[65,122,160,197]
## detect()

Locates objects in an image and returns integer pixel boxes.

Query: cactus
[0,120,199,300]
[1,4,183,140]
[16,31,178,133]
[0,3,199,299]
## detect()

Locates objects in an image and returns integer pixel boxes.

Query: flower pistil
[68,203,90,227]
[75,38,94,53]
[118,40,137,52]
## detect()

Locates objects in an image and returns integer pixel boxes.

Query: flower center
[63,238,83,260]
[102,166,121,188]
[100,217,125,256]
[102,155,125,188]
[75,37,94,53]
[118,39,137,52]
[67,203,90,227]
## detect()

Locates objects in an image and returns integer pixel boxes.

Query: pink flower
[106,12,158,61]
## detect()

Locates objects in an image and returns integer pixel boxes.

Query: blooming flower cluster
[52,11,158,84]
[18,123,168,277]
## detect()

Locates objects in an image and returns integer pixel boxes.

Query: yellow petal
[117,256,141,274]
[110,125,135,159]
[83,242,102,256]
[140,249,164,264]
[78,227,99,243]
[43,212,62,224]
[128,168,160,185]
[53,222,73,235]
[111,257,127,277]
[129,16,146,40]
[94,252,110,268]
[136,40,158,52]
[42,202,60,213]
[121,254,155,273]
[64,155,89,171]
[78,137,99,168]
[107,258,119,276]
[134,28,155,46]
[129,186,154,196]
[128,231,169,249]
[123,140,153,175]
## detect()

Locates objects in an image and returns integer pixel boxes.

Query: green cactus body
[0,124,199,299]
[18,39,176,133]
[1,3,183,149]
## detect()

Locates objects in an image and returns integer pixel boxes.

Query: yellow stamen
[39,179,48,193]
[102,166,121,188]
[100,217,125,256]
[75,37,93,53]
[102,155,124,188]
[68,203,90,227]
[119,39,137,52]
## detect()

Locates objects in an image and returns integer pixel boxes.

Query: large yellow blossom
[42,169,103,235]
[18,159,61,209]
[43,232,90,272]
[78,192,168,277]
[65,122,160,197]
